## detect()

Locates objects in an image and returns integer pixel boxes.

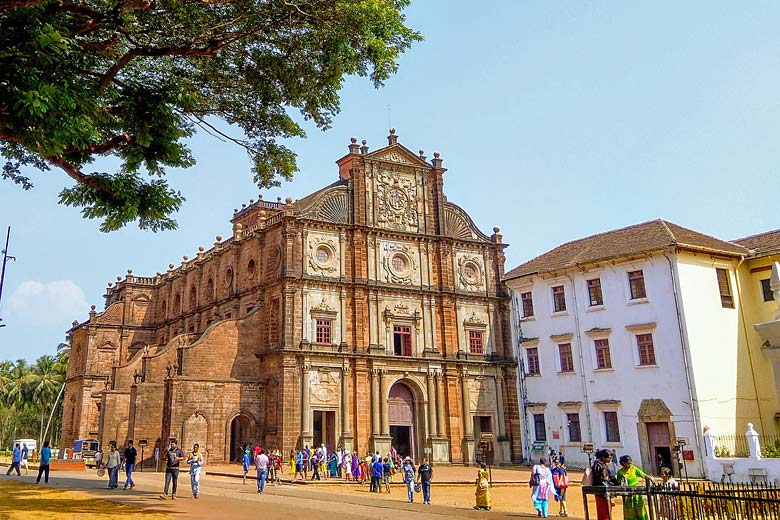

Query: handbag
[414,482,422,493]
[558,474,569,488]
[529,469,541,488]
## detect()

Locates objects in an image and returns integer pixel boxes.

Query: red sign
[683,450,695,461]
[552,432,560,440]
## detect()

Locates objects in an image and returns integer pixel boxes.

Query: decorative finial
[169,263,175,269]
[241,203,246,208]
[258,194,263,200]
[387,128,398,145]
[351,137,357,143]
[198,246,204,252]
[156,272,161,276]
[277,197,282,203]
[389,128,396,135]
[91,305,96,311]
[183,255,188,261]
[433,152,440,158]
[116,276,122,281]
[72,320,79,327]
[108,282,113,287]
[249,199,254,204]
[216,235,222,242]
[285,197,293,204]
[127,269,133,275]
[493,227,500,233]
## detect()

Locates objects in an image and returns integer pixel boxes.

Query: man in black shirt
[123,440,138,490]
[416,457,433,505]
[161,440,184,500]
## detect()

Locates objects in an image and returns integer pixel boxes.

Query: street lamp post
[0,226,16,327]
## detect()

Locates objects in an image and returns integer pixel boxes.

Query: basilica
[61,131,521,466]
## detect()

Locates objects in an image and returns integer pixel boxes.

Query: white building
[504,219,777,478]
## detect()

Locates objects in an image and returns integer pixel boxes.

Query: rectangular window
[628,270,647,300]
[468,330,484,355]
[587,278,604,306]
[552,285,566,313]
[716,268,734,308]
[567,413,582,442]
[315,319,332,344]
[393,325,413,356]
[636,333,656,366]
[526,347,540,375]
[595,338,612,369]
[762,279,774,303]
[533,413,547,442]
[521,292,534,318]
[558,343,574,373]
[604,411,621,442]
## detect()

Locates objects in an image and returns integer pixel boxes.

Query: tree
[0,0,421,231]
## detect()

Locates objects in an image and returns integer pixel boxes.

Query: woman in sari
[328,452,338,478]
[474,462,491,510]
[351,453,360,482]
[616,455,654,520]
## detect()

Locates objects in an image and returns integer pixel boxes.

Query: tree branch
[63,133,133,155]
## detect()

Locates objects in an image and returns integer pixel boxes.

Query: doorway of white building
[646,422,673,475]
[389,382,416,459]
[313,410,336,449]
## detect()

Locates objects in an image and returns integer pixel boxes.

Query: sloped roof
[504,219,748,280]
[732,229,780,257]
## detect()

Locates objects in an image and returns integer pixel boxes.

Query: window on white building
[628,270,646,300]
[587,278,603,306]
[604,411,620,442]
[558,343,574,373]
[566,413,582,442]
[469,330,484,355]
[594,339,612,370]
[526,347,540,375]
[315,319,332,344]
[533,413,547,442]
[552,285,566,313]
[521,291,534,318]
[716,268,734,309]
[636,333,656,366]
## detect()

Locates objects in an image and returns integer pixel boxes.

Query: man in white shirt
[255,449,270,494]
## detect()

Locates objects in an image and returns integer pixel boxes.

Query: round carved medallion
[387,187,409,211]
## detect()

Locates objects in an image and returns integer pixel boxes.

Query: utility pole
[0,226,15,328]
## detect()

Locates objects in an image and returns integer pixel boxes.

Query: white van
[13,439,37,453]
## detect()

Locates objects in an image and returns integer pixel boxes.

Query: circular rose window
[463,264,477,281]
[316,247,330,264]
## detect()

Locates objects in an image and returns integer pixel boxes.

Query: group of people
[589,449,679,520]
[5,441,52,484]
[241,445,283,492]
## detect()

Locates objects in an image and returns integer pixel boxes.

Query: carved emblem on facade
[464,311,487,328]
[382,243,416,285]
[377,151,413,164]
[309,369,340,405]
[458,256,484,291]
[469,378,496,412]
[376,171,418,232]
[308,237,338,275]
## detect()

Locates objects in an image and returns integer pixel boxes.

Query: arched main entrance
[229,414,251,462]
[389,382,416,459]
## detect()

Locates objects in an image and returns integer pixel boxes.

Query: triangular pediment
[366,144,431,167]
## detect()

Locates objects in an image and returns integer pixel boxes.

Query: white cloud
[5,280,89,326]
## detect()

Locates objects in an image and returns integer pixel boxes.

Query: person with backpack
[551,459,570,517]
[530,458,558,518]
[590,449,619,520]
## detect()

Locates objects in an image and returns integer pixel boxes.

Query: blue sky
[1,1,778,361]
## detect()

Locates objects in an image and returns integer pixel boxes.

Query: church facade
[61,131,521,465]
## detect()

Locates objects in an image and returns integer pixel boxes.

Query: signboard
[683,450,695,461]
[531,441,546,451]
[552,432,560,440]
[138,439,148,447]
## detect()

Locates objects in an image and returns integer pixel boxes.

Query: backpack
[581,467,593,487]
[529,468,541,488]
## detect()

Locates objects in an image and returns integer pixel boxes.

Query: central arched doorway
[229,414,251,462]
[389,382,416,459]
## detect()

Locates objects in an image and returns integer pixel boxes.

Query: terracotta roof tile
[504,219,748,280]
[732,229,780,256]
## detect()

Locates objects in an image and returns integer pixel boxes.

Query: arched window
[161,300,167,318]
[225,268,234,291]
[247,259,256,275]
[206,278,214,301]
[173,293,181,314]
[189,285,197,309]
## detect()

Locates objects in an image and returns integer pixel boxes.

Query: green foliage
[0,346,69,449]
[0,0,421,231]
[714,445,732,458]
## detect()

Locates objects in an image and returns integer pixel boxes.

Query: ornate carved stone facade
[61,131,521,465]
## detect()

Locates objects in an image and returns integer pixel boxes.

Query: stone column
[461,370,473,438]
[301,364,312,438]
[494,374,506,437]
[380,370,390,436]
[341,365,351,436]
[427,371,438,437]
[436,372,446,437]
[371,369,381,435]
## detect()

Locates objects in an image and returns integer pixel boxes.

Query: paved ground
[0,466,610,519]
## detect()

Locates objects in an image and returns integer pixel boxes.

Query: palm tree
[4,359,30,410]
